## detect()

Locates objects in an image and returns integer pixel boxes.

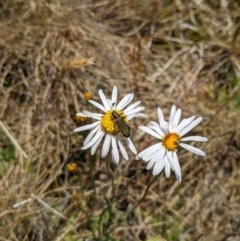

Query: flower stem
[127,175,158,219]
[106,155,115,200]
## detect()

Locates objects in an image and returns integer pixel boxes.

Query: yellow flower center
[101,110,127,135]
[163,133,180,151]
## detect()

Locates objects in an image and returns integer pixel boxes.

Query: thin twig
[193,233,204,241]
[12,198,32,209]
[127,175,159,221]
[31,193,70,221]
[0,120,28,159]
[30,193,79,235]
[133,175,158,210]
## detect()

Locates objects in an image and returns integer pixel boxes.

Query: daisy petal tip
[81,146,87,151]
[132,149,137,155]
[135,154,140,160]
[73,126,86,132]
[152,168,160,176]
[76,112,86,117]
[136,155,141,160]
[175,174,182,182]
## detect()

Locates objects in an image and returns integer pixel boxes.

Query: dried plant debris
[0,0,240,241]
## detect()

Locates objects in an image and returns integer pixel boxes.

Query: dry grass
[0,0,240,240]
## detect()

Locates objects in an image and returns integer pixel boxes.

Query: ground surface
[0,0,240,240]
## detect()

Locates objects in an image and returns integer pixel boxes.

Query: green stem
[128,175,158,217]
[106,155,115,200]
[89,151,97,238]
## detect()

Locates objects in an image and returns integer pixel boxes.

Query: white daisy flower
[136,105,208,182]
[74,86,146,164]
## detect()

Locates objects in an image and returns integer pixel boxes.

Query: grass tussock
[0,0,240,240]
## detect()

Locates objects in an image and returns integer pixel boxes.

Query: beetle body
[111,111,130,138]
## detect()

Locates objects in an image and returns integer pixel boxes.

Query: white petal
[76,112,87,117]
[172,109,182,131]
[173,152,181,182]
[181,136,208,142]
[144,153,156,162]
[157,107,165,126]
[126,138,137,154]
[136,143,161,160]
[111,86,118,108]
[127,113,147,120]
[166,151,175,172]
[179,117,203,137]
[157,108,169,132]
[175,116,195,134]
[150,121,159,127]
[82,129,104,150]
[88,100,106,113]
[164,157,171,178]
[107,99,113,108]
[166,151,181,181]
[124,101,141,113]
[162,122,169,133]
[82,110,103,120]
[116,93,134,110]
[175,172,181,182]
[146,156,157,170]
[138,126,161,139]
[126,114,135,120]
[99,89,111,111]
[133,113,148,118]
[117,139,128,160]
[168,105,176,132]
[111,137,119,164]
[84,125,101,145]
[74,121,100,132]
[179,143,206,156]
[147,149,163,170]
[125,106,145,116]
[139,143,162,161]
[91,132,104,155]
[153,161,165,175]
[152,151,166,175]
[149,123,165,138]
[142,149,162,162]
[101,134,111,158]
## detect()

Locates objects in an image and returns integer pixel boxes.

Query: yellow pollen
[101,110,127,135]
[67,163,78,173]
[84,92,93,100]
[163,133,180,151]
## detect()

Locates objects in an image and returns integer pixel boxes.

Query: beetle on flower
[74,86,146,164]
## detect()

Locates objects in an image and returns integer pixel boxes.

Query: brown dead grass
[0,0,240,240]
